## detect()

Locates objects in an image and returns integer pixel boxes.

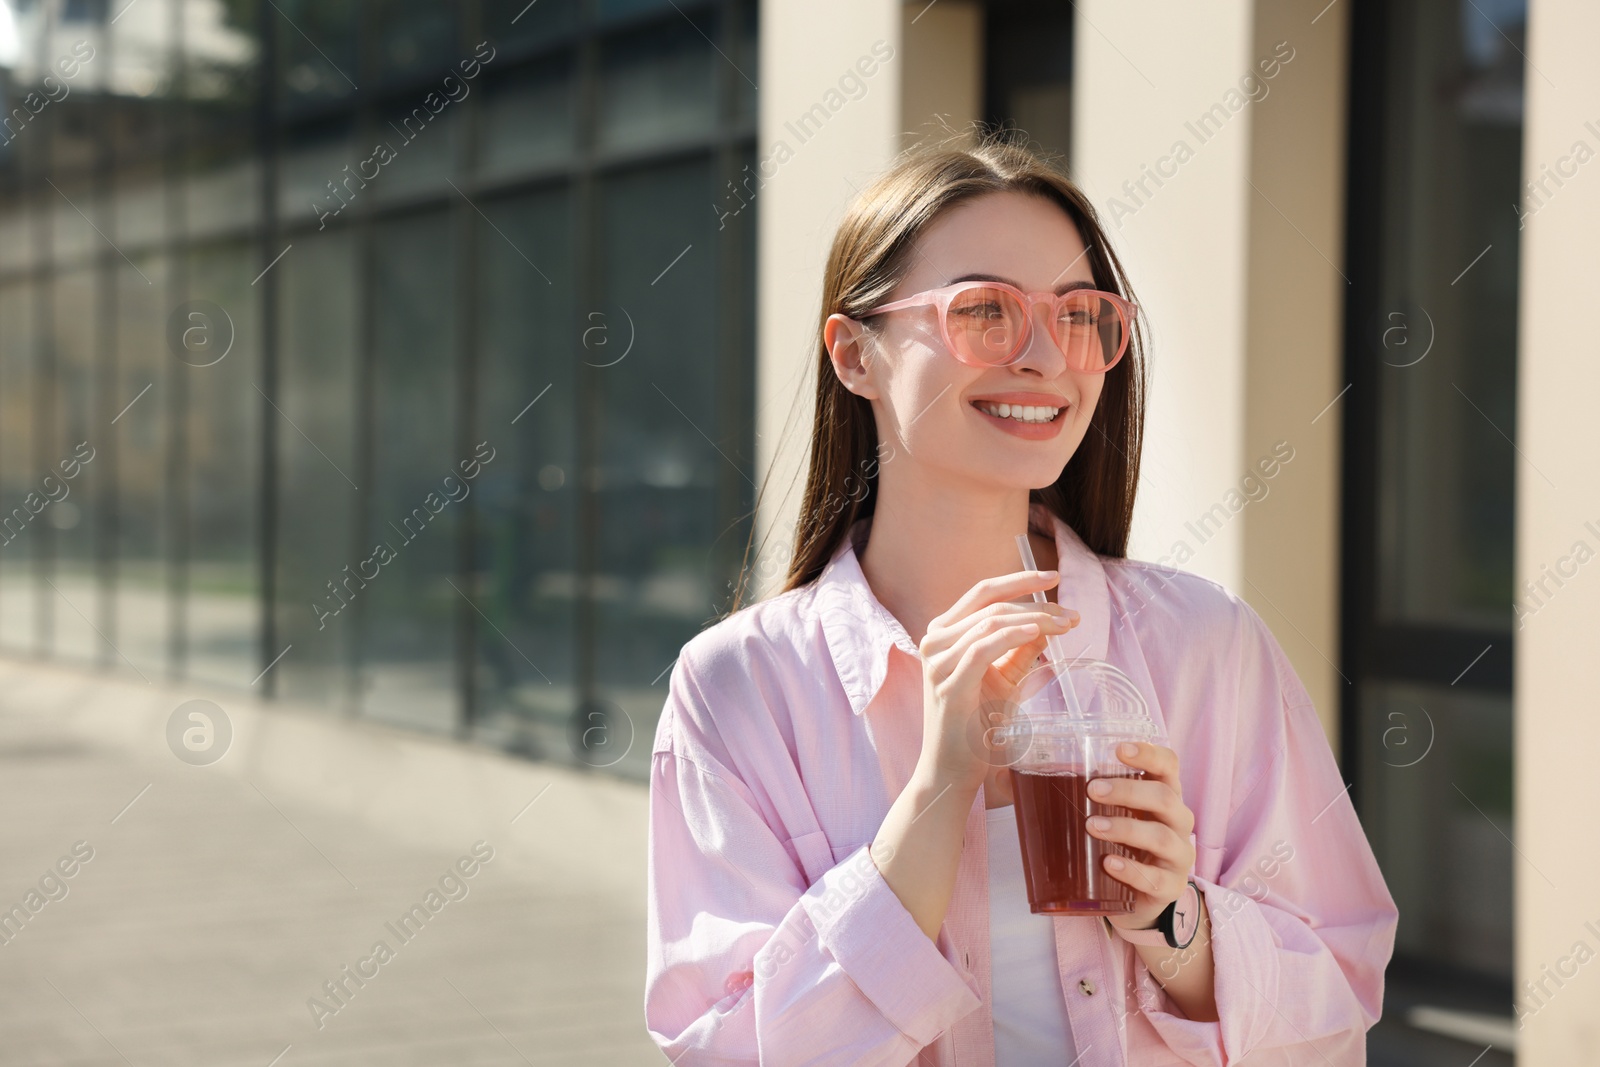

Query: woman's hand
[874,568,1079,942]
[916,569,1080,795]
[1088,741,1198,931]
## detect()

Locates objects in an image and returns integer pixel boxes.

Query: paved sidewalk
[0,657,661,1066]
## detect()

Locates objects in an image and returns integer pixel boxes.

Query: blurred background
[0,0,1595,1063]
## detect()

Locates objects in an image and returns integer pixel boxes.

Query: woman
[644,135,1397,1066]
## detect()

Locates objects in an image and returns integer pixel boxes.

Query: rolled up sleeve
[801,844,982,1048]
[1130,604,1399,1065]
[645,660,982,1066]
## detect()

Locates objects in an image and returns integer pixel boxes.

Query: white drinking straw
[1015,532,1085,717]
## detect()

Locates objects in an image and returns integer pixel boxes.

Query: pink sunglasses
[859,280,1135,372]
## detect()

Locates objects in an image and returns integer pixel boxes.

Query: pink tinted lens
[1053,291,1126,371]
[945,286,1030,365]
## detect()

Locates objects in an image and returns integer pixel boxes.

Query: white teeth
[975,401,1063,424]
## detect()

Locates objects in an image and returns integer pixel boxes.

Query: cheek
[1076,374,1108,420]
[880,343,967,433]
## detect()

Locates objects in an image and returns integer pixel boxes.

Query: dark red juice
[1011,768,1153,914]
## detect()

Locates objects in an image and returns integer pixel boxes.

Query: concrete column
[1240,3,1350,754]
[1513,0,1600,1057]
[753,0,902,597]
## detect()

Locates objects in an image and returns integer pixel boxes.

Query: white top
[986,803,1078,1065]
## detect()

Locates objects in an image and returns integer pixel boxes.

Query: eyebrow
[948,272,1096,295]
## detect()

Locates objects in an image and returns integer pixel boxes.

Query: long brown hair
[728,131,1147,614]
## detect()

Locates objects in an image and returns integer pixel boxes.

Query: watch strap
[1111,879,1200,949]
[1109,907,1173,947]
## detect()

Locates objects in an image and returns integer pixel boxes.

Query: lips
[967,394,1070,439]
[966,391,1070,425]
[970,399,1065,424]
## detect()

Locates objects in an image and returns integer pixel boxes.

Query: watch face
[1169,882,1201,948]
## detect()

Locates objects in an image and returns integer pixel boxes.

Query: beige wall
[1072,0,1347,750]
[1240,3,1350,755]
[754,0,903,597]
[1071,1,1253,600]
[1514,1,1600,1058]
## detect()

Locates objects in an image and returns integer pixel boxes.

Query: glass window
[1345,0,1522,1038]
[187,157,261,239]
[113,164,169,252]
[471,187,578,756]
[113,252,171,679]
[274,0,359,110]
[1371,0,1523,631]
[1355,681,1513,977]
[183,0,260,112]
[0,198,30,273]
[371,0,459,87]
[597,15,717,155]
[592,157,752,777]
[360,210,457,734]
[599,0,702,26]
[0,0,760,775]
[482,0,579,55]
[0,281,39,652]
[109,0,179,105]
[984,0,1073,163]
[373,95,463,204]
[182,241,260,687]
[480,61,576,180]
[48,174,97,265]
[272,230,359,709]
[279,118,356,227]
[49,265,101,663]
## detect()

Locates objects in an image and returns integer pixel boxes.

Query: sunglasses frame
[859,280,1137,372]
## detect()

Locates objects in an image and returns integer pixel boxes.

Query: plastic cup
[993,658,1166,915]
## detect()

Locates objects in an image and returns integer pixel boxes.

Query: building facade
[2,0,1596,1062]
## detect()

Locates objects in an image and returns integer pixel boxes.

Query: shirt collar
[812,501,1111,717]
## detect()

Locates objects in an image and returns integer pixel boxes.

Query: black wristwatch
[1113,880,1201,950]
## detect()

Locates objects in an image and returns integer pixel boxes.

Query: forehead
[899,190,1091,292]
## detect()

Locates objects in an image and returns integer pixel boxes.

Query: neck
[857,472,1059,646]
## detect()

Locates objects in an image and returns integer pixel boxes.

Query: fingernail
[1106,856,1125,870]
[1089,779,1110,797]
[1090,816,1111,832]
[1119,742,1138,758]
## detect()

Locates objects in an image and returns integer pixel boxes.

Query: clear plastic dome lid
[992,656,1164,744]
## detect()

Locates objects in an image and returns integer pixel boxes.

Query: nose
[1008,298,1068,376]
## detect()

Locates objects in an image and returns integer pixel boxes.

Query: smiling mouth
[970,400,1067,424]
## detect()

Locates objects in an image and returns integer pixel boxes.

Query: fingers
[1111,741,1181,791]
[1086,775,1195,837]
[989,628,1055,688]
[1101,850,1186,903]
[1087,813,1193,871]
[925,606,1074,673]
[929,597,1079,642]
[931,570,1061,631]
[948,621,1056,688]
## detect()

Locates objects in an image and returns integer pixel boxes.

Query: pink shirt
[645,501,1398,1066]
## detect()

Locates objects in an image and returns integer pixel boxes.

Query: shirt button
[1079,978,1097,996]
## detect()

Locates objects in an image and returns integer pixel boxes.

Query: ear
[824,313,879,400]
